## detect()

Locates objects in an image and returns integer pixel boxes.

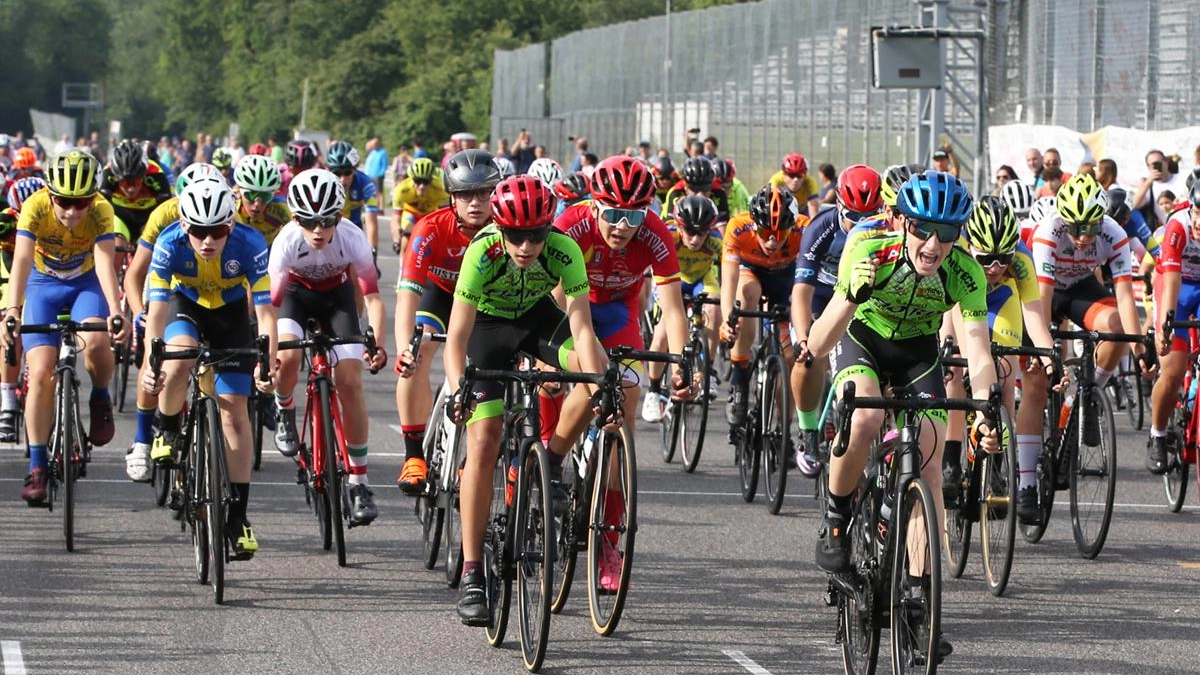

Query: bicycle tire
[890,477,941,675]
[191,405,209,586]
[551,435,590,614]
[981,407,1017,597]
[154,462,171,507]
[1069,388,1117,559]
[516,441,552,672]
[316,379,347,567]
[1165,409,1188,513]
[762,354,790,515]
[659,392,677,464]
[587,423,637,637]
[59,374,77,552]
[115,342,131,413]
[418,461,445,570]
[737,406,761,503]
[679,336,710,473]
[838,476,881,675]
[1135,372,1148,431]
[203,398,226,605]
[484,439,513,647]
[1020,405,1060,544]
[248,393,263,472]
[444,428,467,588]
[942,450,971,580]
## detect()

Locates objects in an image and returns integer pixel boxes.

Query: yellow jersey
[656,225,721,287]
[139,197,181,251]
[769,171,820,204]
[392,176,449,220]
[16,189,114,279]
[235,198,292,247]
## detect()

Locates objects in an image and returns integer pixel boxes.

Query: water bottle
[1187,379,1198,414]
[1057,392,1076,429]
[578,427,597,482]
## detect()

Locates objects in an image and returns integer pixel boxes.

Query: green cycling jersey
[454,225,590,319]
[834,230,988,340]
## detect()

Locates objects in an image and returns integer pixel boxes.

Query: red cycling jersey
[398,206,473,295]
[553,202,681,304]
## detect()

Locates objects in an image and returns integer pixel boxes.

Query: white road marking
[2,641,26,675]
[388,424,404,435]
[722,649,773,675]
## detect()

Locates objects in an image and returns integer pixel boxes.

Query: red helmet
[248,143,268,156]
[12,147,38,170]
[590,155,654,208]
[781,152,808,177]
[490,175,557,229]
[836,164,883,214]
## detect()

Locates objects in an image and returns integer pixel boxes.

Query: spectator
[495,138,512,161]
[411,136,428,159]
[1024,147,1044,184]
[931,146,959,178]
[512,130,535,173]
[702,136,719,159]
[1076,161,1096,178]
[1035,166,1063,198]
[0,137,9,171]
[580,152,599,170]
[687,139,704,158]
[197,133,213,164]
[1132,148,1186,227]
[817,163,838,204]
[568,136,589,173]
[228,137,245,164]
[88,131,104,162]
[1096,158,1118,188]
[268,137,286,164]
[1038,147,1070,186]
[993,164,1018,195]
[364,136,389,203]
[1157,190,1179,222]
[54,134,71,154]
[440,140,457,169]
[636,141,653,163]
[532,144,547,161]
[174,139,195,174]
[391,143,413,183]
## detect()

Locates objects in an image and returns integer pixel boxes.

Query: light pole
[663,0,671,154]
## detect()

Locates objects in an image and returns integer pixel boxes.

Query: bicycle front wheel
[736,412,760,503]
[444,427,466,588]
[202,398,226,605]
[679,337,710,473]
[115,341,131,413]
[315,380,347,567]
[516,441,552,672]
[980,407,1017,597]
[761,354,791,515]
[551,439,589,614]
[839,476,881,674]
[1070,388,1117,559]
[190,411,209,586]
[484,442,513,647]
[942,446,972,580]
[1164,410,1188,513]
[58,375,79,552]
[248,392,263,472]
[890,478,942,675]
[587,424,637,636]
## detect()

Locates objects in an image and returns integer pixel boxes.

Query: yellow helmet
[409,158,436,182]
[46,150,99,197]
[1055,173,1105,225]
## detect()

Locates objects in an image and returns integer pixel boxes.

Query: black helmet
[674,194,718,234]
[111,139,147,180]
[651,156,676,180]
[681,157,715,189]
[285,140,320,171]
[711,157,731,183]
[1106,187,1131,224]
[443,149,501,193]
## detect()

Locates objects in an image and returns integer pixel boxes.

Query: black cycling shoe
[725,388,748,427]
[457,569,489,626]
[348,484,378,525]
[815,512,851,573]
[1016,485,1040,525]
[1146,436,1169,475]
[0,409,19,443]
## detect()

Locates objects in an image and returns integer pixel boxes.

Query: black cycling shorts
[830,318,945,410]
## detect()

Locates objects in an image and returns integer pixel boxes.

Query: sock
[730,359,750,390]
[647,377,662,394]
[539,389,564,445]
[797,407,819,431]
[275,393,294,410]
[827,492,851,519]
[157,411,182,434]
[347,443,368,486]
[1094,366,1113,389]
[463,560,482,579]
[1017,434,1040,490]
[401,424,425,461]
[0,383,16,411]
[90,386,109,402]
[1150,427,1167,438]
[944,440,962,472]
[29,443,47,472]
[228,483,250,523]
[134,407,156,444]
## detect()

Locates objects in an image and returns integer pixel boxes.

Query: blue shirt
[342,171,380,227]
[364,148,388,179]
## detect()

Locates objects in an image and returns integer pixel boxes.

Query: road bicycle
[1160,312,1199,512]
[659,293,719,473]
[112,244,136,413]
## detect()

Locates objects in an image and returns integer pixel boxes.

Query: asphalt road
[2,250,1200,675]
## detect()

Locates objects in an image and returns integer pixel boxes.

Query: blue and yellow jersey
[16,189,114,279]
[986,242,1039,347]
[140,197,181,250]
[657,224,721,286]
[148,222,270,309]
[236,198,292,247]
[341,171,379,227]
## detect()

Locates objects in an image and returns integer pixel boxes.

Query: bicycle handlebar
[1050,328,1149,345]
[148,336,272,384]
[278,318,381,373]
[726,299,790,327]
[5,316,119,366]
[408,324,447,366]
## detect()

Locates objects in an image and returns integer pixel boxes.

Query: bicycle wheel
[679,337,710,474]
[1020,407,1059,544]
[316,380,347,566]
[1070,388,1117,559]
[419,425,445,569]
[202,398,226,605]
[58,376,78,552]
[551,443,587,614]
[890,478,941,675]
[942,446,971,580]
[659,392,677,464]
[838,476,881,675]
[737,404,761,503]
[761,354,790,515]
[248,392,263,472]
[1165,409,1189,513]
[484,442,513,647]
[516,441,552,672]
[1134,372,1149,431]
[190,409,209,586]
[587,424,637,637]
[444,428,466,588]
[115,342,131,413]
[310,406,333,551]
[154,461,172,507]
[981,407,1017,597]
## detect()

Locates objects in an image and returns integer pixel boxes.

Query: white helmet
[493,156,516,179]
[527,158,563,186]
[1000,180,1034,217]
[1028,196,1057,226]
[234,155,282,192]
[178,180,236,227]
[174,162,223,194]
[287,168,345,219]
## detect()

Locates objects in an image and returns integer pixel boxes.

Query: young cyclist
[324,141,380,258]
[769,153,821,219]
[718,158,751,219]
[231,155,292,246]
[0,177,47,442]
[98,139,172,250]
[142,180,277,558]
[269,169,388,524]
[2,150,127,504]
[279,140,321,198]
[390,157,447,253]
[663,157,730,222]
[444,174,606,625]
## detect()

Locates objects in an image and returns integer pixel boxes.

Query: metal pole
[664,0,672,154]
[300,78,309,132]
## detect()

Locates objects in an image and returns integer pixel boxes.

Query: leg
[79,315,116,446]
[457,415,504,623]
[336,358,378,523]
[218,390,258,555]
[272,331,304,457]
[726,271,762,427]
[1147,350,1186,474]
[395,329,438,492]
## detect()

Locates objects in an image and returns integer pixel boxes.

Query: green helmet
[409,157,436,181]
[965,195,1019,254]
[233,155,282,192]
[1056,173,1106,225]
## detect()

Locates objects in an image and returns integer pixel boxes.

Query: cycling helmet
[1001,180,1035,217]
[287,168,345,220]
[553,173,590,202]
[1055,173,1106,225]
[248,143,269,156]
[408,158,436,182]
[110,140,147,180]
[46,150,99,197]
[6,177,46,211]
[325,141,360,171]
[590,155,654,208]
[965,195,1019,254]
[233,155,282,192]
[880,163,925,208]
[1190,182,1200,209]
[443,149,501,194]
[211,147,234,171]
[711,157,731,184]
[674,194,718,234]
[527,158,563,186]
[781,152,808,177]
[178,180,236,227]
[1028,196,1057,225]
[680,157,715,188]
[285,140,320,171]
[749,184,798,233]
[490,175,557,229]
[724,158,737,180]
[896,170,974,225]
[11,147,37,170]
[1106,187,1132,223]
[175,162,223,193]
[836,164,883,213]
[493,156,516,179]
[650,156,676,180]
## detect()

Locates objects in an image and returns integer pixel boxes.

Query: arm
[807,292,856,359]
[960,318,998,397]
[92,238,127,338]
[253,302,279,382]
[124,246,153,317]
[0,234,34,345]
[791,283,815,345]
[443,297,477,397]
[807,197,821,220]
[563,292,605,375]
[655,280,689,356]
[363,292,388,353]
[719,257,740,328]
[1113,279,1143,350]
[1132,177,1153,209]
[364,211,379,252]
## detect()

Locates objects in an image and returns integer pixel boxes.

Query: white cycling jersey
[267,219,379,302]
[1031,214,1132,290]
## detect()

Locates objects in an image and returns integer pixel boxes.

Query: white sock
[0,383,16,411]
[1150,427,1167,438]
[1094,366,1113,389]
[1017,434,1041,490]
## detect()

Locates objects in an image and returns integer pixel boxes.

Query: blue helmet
[896,170,973,225]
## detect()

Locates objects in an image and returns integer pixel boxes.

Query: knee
[851,408,884,438]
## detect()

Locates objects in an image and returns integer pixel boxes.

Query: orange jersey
[721,212,807,271]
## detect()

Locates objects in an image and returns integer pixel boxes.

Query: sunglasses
[453,189,492,204]
[51,195,94,211]
[296,215,338,231]
[783,172,806,180]
[186,223,232,240]
[681,225,713,237]
[597,204,647,228]
[840,208,878,224]
[1066,219,1102,237]
[974,252,1015,268]
[905,217,962,244]
[241,190,274,204]
[501,226,552,246]
[412,178,431,186]
[332,168,355,177]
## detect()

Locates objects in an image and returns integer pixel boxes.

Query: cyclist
[98,139,172,251]
[211,147,235,186]
[663,157,729,222]
[769,152,821,219]
[552,173,590,217]
[390,157,447,253]
[721,184,809,428]
[527,157,563,190]
[393,149,500,495]
[806,170,997,662]
[0,177,46,442]
[1146,182,1200,475]
[650,156,677,206]
[719,158,751,219]
[445,174,605,625]
[231,155,292,246]
[324,141,380,259]
[269,169,388,524]
[642,194,721,422]
[142,179,277,558]
[791,165,882,475]
[1001,179,1035,223]
[279,139,321,198]
[2,150,127,504]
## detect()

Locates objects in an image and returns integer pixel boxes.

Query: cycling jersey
[16,189,114,279]
[1157,209,1200,282]
[1031,215,1132,289]
[148,223,270,309]
[722,211,806,272]
[455,225,589,319]
[139,197,180,251]
[398,206,472,296]
[836,231,988,340]
[98,161,172,240]
[768,170,820,204]
[726,178,751,218]
[985,242,1039,347]
[795,208,846,289]
[392,176,449,221]
[663,183,730,222]
[341,170,379,228]
[268,219,379,305]
[235,197,291,247]
[553,202,680,304]
[658,224,720,286]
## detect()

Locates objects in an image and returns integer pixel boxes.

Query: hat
[932,150,949,160]
[638,140,651,148]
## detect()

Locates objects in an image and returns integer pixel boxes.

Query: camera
[1151,160,1164,171]
[688,127,701,135]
